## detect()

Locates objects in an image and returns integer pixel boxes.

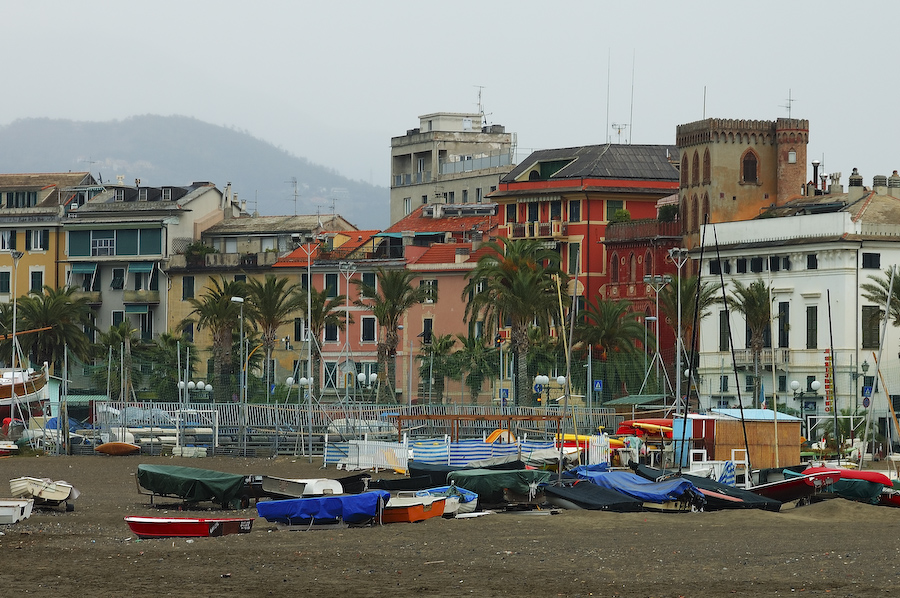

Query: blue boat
[256,490,390,527]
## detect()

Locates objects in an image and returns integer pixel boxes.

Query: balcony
[604,219,681,242]
[123,290,160,304]
[509,221,568,239]
[72,290,101,304]
[392,171,432,187]
[732,348,791,367]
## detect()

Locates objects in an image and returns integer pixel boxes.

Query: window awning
[124,304,149,314]
[70,263,97,275]
[126,262,154,275]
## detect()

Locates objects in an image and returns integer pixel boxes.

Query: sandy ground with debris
[2,454,900,597]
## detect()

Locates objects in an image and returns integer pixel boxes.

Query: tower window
[742,151,758,183]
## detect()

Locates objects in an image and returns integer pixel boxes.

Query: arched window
[680,154,688,187]
[702,149,711,184]
[702,193,710,228]
[742,150,758,183]
[645,251,653,277]
[611,253,619,282]
[680,196,687,234]
[629,253,637,282]
[691,195,699,233]
[691,151,700,186]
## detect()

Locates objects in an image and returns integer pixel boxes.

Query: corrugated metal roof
[503,144,679,183]
[710,408,802,422]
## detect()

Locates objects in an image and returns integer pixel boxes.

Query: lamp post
[230,296,245,454]
[643,274,671,394]
[668,248,690,415]
[851,359,870,414]
[534,374,550,405]
[644,315,657,381]
[296,376,312,459]
[358,372,377,402]
[791,379,821,438]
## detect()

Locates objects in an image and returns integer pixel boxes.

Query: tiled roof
[0,172,95,190]
[272,243,322,268]
[383,204,499,235]
[502,144,679,183]
[205,213,356,235]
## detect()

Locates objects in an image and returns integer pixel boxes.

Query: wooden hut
[688,409,802,470]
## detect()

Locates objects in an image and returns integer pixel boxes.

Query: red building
[489,144,680,307]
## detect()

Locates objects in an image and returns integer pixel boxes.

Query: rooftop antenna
[628,49,635,144]
[81,156,98,175]
[611,123,630,144]
[475,85,491,126]
[703,86,707,119]
[781,89,795,119]
[285,177,300,215]
[605,49,611,143]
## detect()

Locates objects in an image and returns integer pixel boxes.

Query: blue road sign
[500,388,509,399]
[863,385,873,398]
[593,380,604,392]
[534,384,544,393]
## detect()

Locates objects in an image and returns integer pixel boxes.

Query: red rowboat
[124,516,253,538]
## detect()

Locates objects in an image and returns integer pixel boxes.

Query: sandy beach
[2,454,899,598]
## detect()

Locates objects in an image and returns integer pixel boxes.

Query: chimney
[811,160,821,190]
[828,172,843,195]
[455,247,471,264]
[873,175,888,195]
[889,170,900,198]
[471,230,484,252]
[401,230,415,246]
[847,168,865,202]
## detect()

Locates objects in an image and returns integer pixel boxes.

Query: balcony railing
[732,348,791,366]
[72,290,101,304]
[123,290,160,304]
[604,219,681,242]
[392,171,432,187]
[509,221,567,239]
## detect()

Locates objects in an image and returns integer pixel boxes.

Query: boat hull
[95,442,141,456]
[124,516,253,538]
[382,494,445,523]
[0,498,33,523]
[10,476,75,504]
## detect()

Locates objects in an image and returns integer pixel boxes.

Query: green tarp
[137,464,245,507]
[447,468,552,504]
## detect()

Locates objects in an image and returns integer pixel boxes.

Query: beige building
[389,112,516,225]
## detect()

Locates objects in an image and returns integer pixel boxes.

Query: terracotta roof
[273,243,322,268]
[383,204,499,235]
[409,243,473,266]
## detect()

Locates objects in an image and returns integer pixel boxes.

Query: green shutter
[69,231,90,256]
[117,229,138,255]
[42,229,50,250]
[9,230,16,250]
[139,228,162,255]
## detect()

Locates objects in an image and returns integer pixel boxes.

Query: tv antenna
[285,177,300,215]
[611,123,630,144]
[475,85,491,126]
[781,89,795,119]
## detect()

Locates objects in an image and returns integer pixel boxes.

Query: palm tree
[307,286,348,397]
[659,275,722,354]
[245,275,303,398]
[450,333,499,404]
[463,238,563,405]
[861,267,900,324]
[148,332,197,402]
[729,278,773,407]
[575,298,646,399]
[94,321,145,401]
[181,276,246,402]
[16,286,95,372]
[354,267,429,403]
[417,333,456,404]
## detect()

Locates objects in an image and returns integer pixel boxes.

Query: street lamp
[534,374,550,405]
[644,316,657,381]
[358,372,377,402]
[851,360,870,413]
[643,274,671,394]
[668,248,690,416]
[791,379,821,437]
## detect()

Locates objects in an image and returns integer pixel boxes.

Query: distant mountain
[0,115,389,229]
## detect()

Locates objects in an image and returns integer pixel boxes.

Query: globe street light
[791,379,821,437]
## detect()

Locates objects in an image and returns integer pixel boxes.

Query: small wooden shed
[686,409,802,470]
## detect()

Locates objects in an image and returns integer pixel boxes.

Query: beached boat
[749,468,841,504]
[0,366,49,419]
[124,516,253,538]
[447,468,552,507]
[95,441,140,456]
[566,465,705,512]
[136,464,246,508]
[0,498,33,523]
[256,490,391,528]
[9,476,78,510]
[631,464,782,511]
[382,492,446,523]
[544,481,644,512]
[421,485,478,515]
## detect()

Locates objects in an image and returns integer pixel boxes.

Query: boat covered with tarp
[256,490,391,526]
[136,464,246,508]
[408,459,525,487]
[566,464,704,510]
[544,480,643,512]
[447,468,551,505]
[631,463,782,511]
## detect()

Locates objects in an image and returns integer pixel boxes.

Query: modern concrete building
[389,112,515,225]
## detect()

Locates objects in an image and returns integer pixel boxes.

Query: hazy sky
[5,1,900,190]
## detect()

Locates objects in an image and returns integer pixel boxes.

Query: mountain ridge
[0,115,388,229]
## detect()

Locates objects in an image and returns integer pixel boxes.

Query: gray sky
[5,1,900,190]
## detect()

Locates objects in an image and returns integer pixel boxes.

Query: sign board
[499,388,508,399]
[862,385,873,398]
[593,380,604,392]
[863,397,871,408]
[534,384,543,393]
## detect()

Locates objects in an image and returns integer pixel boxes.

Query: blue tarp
[44,417,90,431]
[569,467,700,503]
[256,490,390,525]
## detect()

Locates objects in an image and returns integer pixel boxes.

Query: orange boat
[95,442,141,456]
[382,493,446,523]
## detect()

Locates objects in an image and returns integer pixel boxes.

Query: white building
[695,170,900,443]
